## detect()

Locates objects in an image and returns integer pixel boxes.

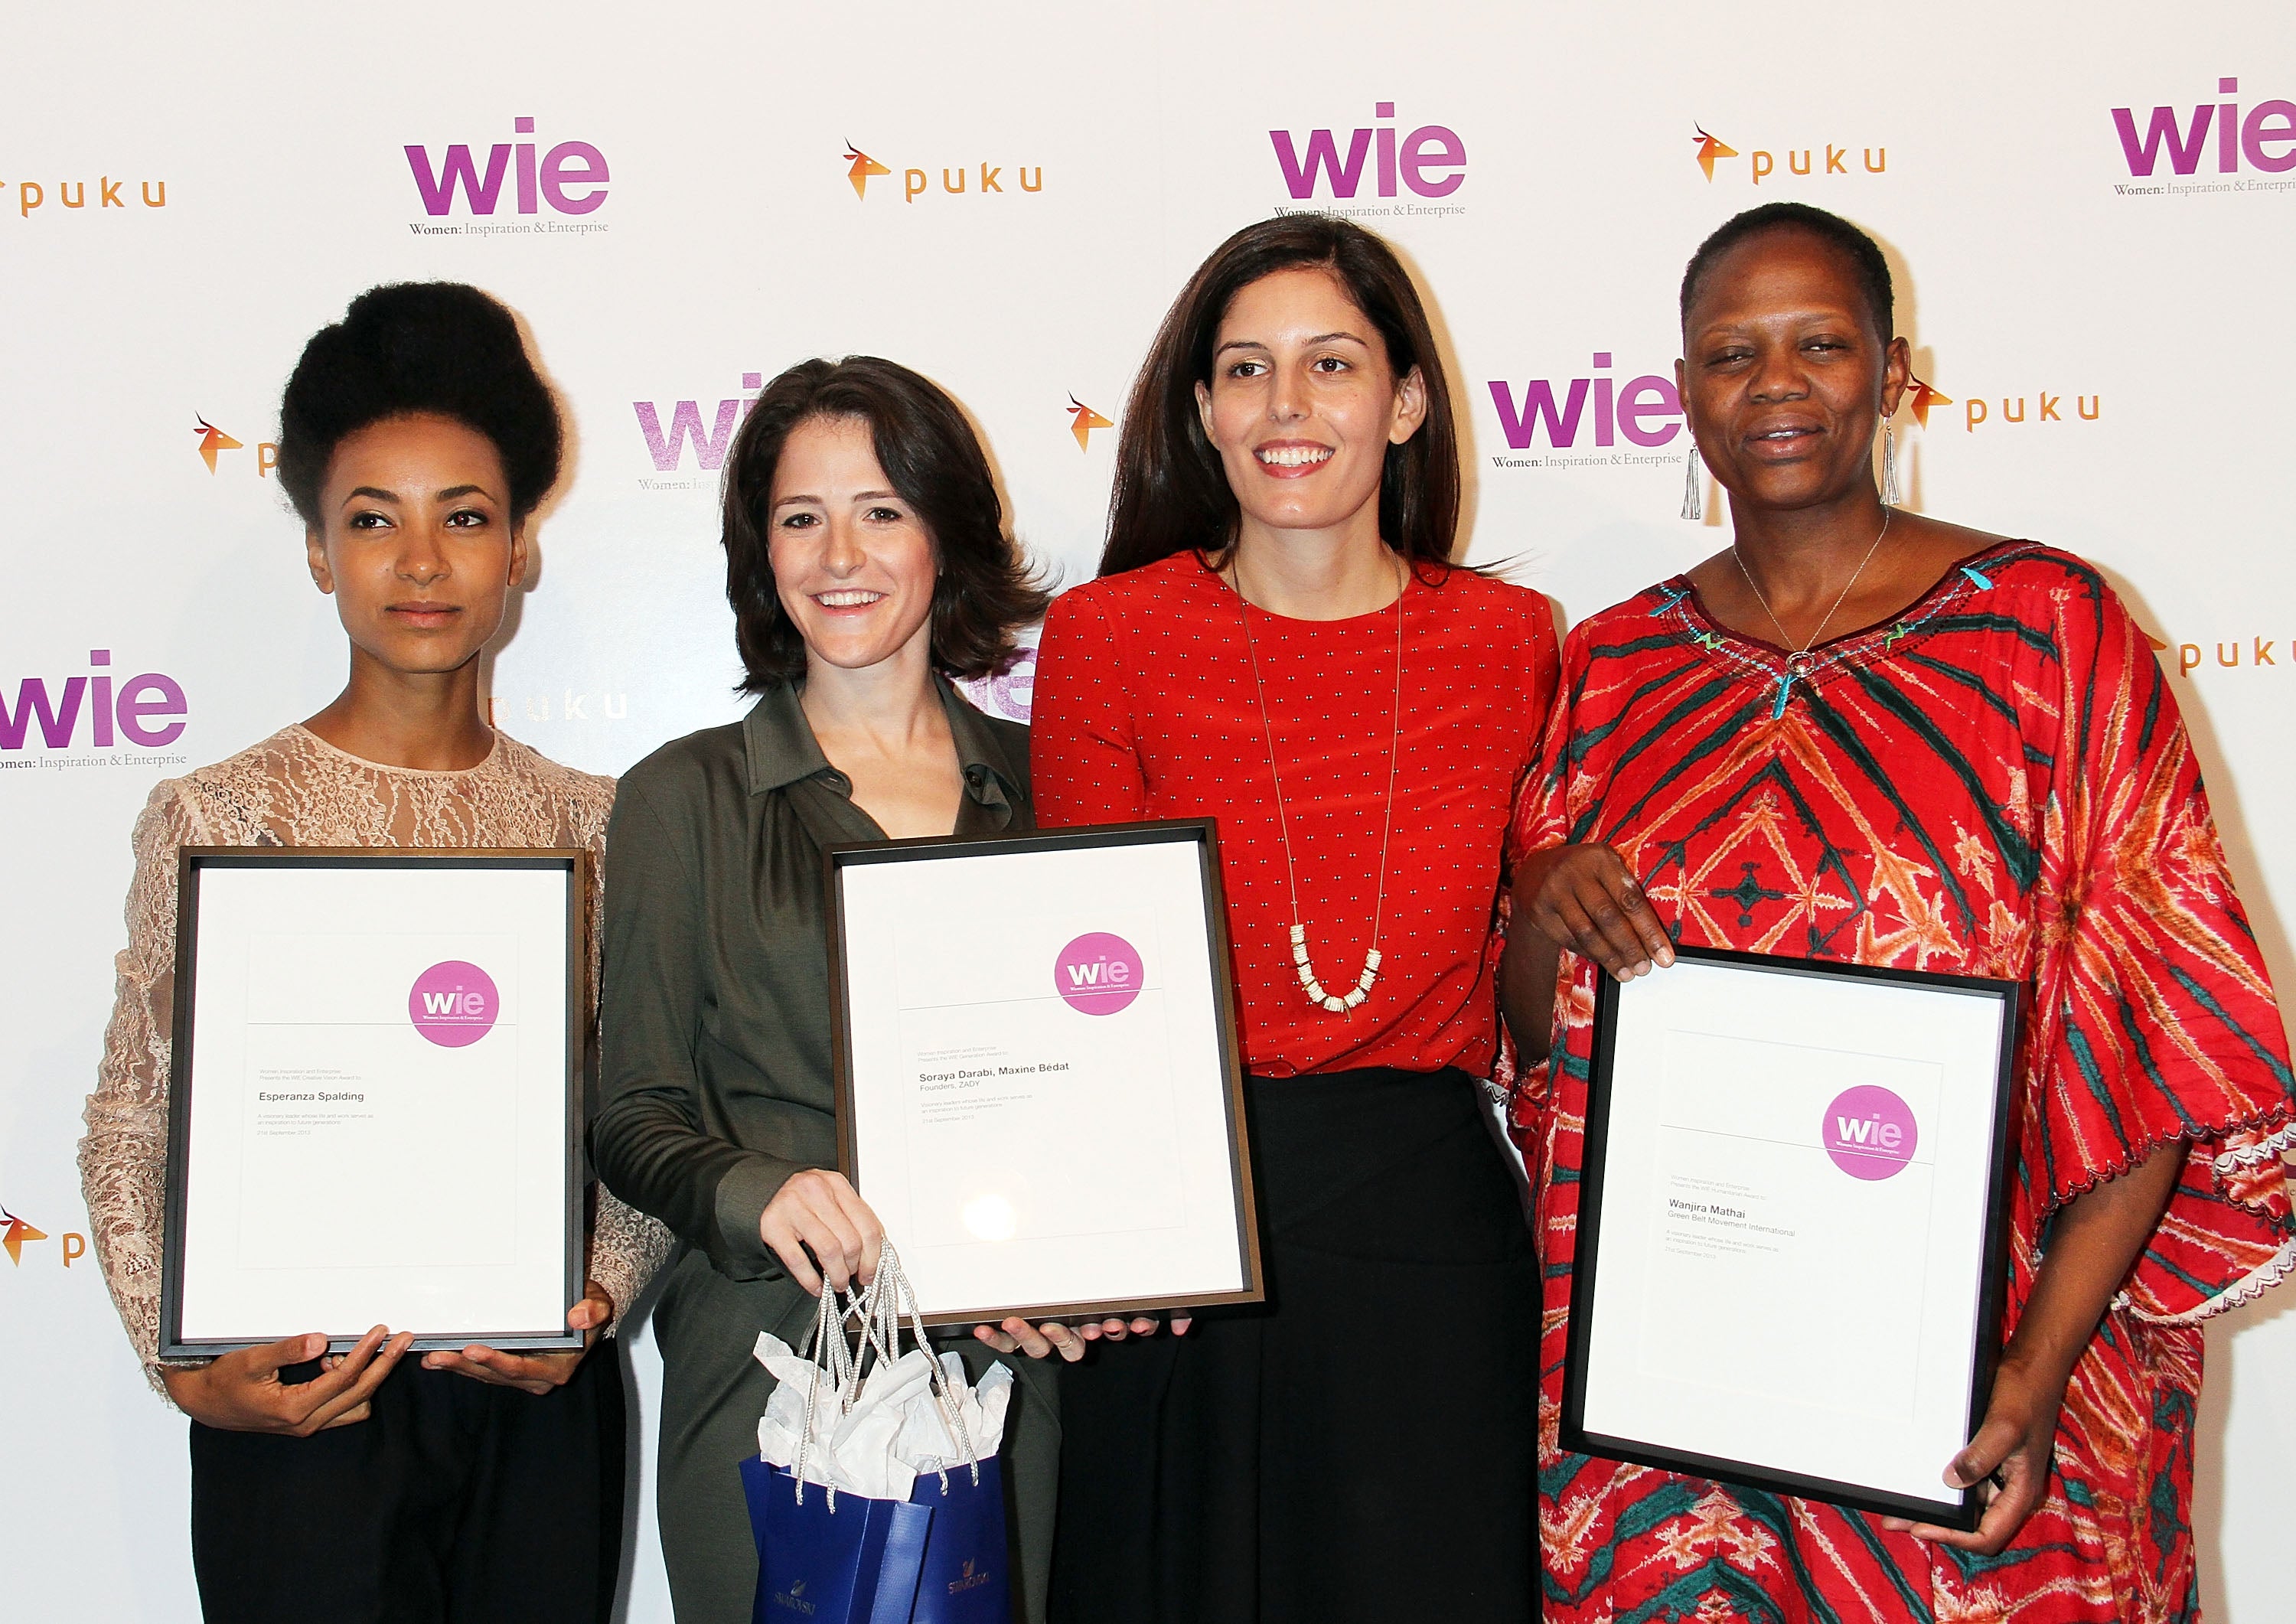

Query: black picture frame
[824,818,1264,1327]
[158,848,586,1358]
[1558,942,2022,1531]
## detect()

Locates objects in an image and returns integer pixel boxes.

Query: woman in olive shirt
[593,357,1065,1622]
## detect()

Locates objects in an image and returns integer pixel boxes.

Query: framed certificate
[1560,944,2020,1530]
[159,850,585,1357]
[827,820,1263,1326]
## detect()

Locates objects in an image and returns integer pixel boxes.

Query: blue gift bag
[905,1454,1010,1624]
[742,1456,933,1624]
[745,1247,1013,1624]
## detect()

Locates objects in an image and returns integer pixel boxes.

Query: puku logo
[1055,931,1143,1016]
[0,1201,86,1268]
[1961,389,2100,433]
[1488,354,1684,452]
[408,960,499,1048]
[2112,78,2296,177]
[844,143,892,199]
[634,370,762,472]
[404,117,609,217]
[1067,396,1113,452]
[1691,124,1886,183]
[949,1558,994,1596]
[196,416,279,478]
[843,144,1044,203]
[2,651,187,752]
[1821,1085,1917,1181]
[5,174,168,218]
[2164,635,2296,677]
[1270,101,1465,200]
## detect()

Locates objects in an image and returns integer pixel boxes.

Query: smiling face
[1677,227,1910,513]
[305,412,525,677]
[1193,265,1427,545]
[766,414,938,676]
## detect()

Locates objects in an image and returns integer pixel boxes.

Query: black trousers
[1049,1067,1540,1624]
[188,1345,627,1624]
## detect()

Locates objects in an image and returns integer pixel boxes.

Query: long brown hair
[1099,214,1460,578]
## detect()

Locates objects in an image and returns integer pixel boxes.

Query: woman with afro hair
[80,281,670,1624]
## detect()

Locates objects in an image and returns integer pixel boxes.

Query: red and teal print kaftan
[1506,542,2296,1623]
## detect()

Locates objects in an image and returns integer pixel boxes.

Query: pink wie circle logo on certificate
[408,960,500,1048]
[1054,932,1143,1016]
[1821,1084,1918,1180]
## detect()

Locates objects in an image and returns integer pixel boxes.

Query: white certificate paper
[161,853,581,1355]
[832,823,1260,1324]
[1564,947,2017,1528]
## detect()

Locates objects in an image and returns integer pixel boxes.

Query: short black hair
[276,282,563,527]
[1679,202,1894,343]
[720,357,1049,692]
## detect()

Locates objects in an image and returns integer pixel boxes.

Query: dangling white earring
[1681,439,1704,522]
[1880,413,1902,507]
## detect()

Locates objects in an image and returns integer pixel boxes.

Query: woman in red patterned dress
[1031,215,1557,1622]
[1499,201,2296,1622]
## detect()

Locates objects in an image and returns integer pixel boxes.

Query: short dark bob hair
[1101,214,1461,578]
[1679,202,1895,344]
[721,357,1049,693]
[276,282,563,527]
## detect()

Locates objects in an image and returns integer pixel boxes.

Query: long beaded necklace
[1229,549,1406,1015]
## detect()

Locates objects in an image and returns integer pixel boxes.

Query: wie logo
[403,116,610,218]
[1487,354,1685,455]
[4,650,187,752]
[1269,101,1466,201]
[1821,1085,1917,1181]
[1054,932,1143,1016]
[409,961,499,1048]
[634,370,763,474]
[2112,77,2296,178]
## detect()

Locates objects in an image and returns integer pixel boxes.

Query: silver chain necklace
[1731,508,1892,683]
[1230,550,1406,1015]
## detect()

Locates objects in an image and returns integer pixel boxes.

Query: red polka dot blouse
[1031,549,1560,1079]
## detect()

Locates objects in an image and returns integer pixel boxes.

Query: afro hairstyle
[276,282,563,528]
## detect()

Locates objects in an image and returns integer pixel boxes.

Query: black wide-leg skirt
[1049,1066,1539,1624]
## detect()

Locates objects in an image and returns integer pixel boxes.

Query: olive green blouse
[592,677,1031,1279]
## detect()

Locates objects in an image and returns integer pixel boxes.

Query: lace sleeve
[574,800,674,1326]
[588,1185,674,1332]
[78,781,210,1400]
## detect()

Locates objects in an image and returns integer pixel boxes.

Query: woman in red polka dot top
[1030,216,1559,1624]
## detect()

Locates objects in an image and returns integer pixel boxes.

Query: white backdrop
[5,4,2293,1618]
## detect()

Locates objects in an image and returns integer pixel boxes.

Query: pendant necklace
[1230,549,1406,1015]
[1732,508,1891,712]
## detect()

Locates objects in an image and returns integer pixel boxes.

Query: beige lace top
[80,723,673,1399]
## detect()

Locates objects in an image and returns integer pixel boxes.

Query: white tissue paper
[752,1333,1015,1502]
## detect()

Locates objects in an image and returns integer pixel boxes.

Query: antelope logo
[1,1202,47,1265]
[1067,396,1113,452]
[194,415,243,474]
[1902,376,1952,430]
[844,143,892,200]
[1693,124,1740,181]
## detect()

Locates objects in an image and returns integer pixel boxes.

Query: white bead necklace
[1230,550,1406,1015]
